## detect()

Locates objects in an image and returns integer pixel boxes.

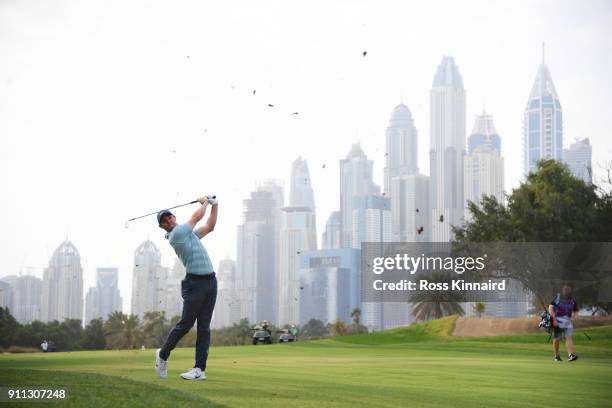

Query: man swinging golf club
[155,195,218,380]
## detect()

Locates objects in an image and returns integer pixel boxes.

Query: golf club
[124,195,216,228]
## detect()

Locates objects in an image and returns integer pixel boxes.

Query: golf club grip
[189,196,216,205]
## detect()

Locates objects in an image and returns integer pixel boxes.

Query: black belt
[185,272,215,280]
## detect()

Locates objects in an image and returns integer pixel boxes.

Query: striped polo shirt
[165,223,214,275]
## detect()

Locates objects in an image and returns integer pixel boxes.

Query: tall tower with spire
[339,142,380,246]
[429,56,466,242]
[524,43,563,175]
[131,240,168,318]
[464,111,505,218]
[384,103,418,193]
[290,156,315,211]
[41,240,84,322]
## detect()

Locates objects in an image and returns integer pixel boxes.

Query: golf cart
[277,329,296,343]
[251,320,273,345]
[252,330,272,345]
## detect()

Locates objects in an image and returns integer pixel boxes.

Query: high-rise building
[164,258,185,321]
[464,112,505,218]
[321,211,341,250]
[290,156,316,211]
[131,240,168,318]
[468,111,501,155]
[213,257,241,329]
[8,275,42,324]
[429,56,466,242]
[277,206,317,326]
[236,186,280,324]
[390,174,430,242]
[41,240,83,322]
[85,267,122,324]
[384,103,419,193]
[340,143,380,246]
[564,138,592,183]
[0,280,13,311]
[524,45,563,175]
[351,195,392,249]
[299,248,361,325]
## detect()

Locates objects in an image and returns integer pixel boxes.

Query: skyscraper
[277,206,317,325]
[351,195,392,249]
[384,103,419,193]
[85,267,122,324]
[524,45,563,175]
[213,257,241,329]
[290,156,316,211]
[236,187,279,324]
[340,143,380,246]
[299,248,361,325]
[382,102,431,243]
[564,138,592,183]
[464,111,505,217]
[429,56,466,242]
[164,258,185,321]
[131,240,168,318]
[9,275,42,324]
[41,240,83,322]
[321,211,341,249]
[390,174,430,242]
[0,280,12,311]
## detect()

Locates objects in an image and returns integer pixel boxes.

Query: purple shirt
[550,296,578,318]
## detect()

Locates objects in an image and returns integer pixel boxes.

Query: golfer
[549,283,579,362]
[155,196,218,380]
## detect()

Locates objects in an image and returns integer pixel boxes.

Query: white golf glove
[206,195,218,206]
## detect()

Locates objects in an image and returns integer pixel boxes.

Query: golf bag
[538,310,553,342]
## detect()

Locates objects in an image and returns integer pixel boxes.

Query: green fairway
[1,318,611,408]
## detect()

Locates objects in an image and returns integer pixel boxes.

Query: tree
[142,311,168,348]
[472,303,486,318]
[82,318,106,350]
[350,308,361,325]
[411,273,465,322]
[346,323,368,335]
[327,320,348,337]
[59,319,83,351]
[454,160,612,311]
[0,307,20,348]
[104,312,143,349]
[210,318,252,346]
[300,319,328,339]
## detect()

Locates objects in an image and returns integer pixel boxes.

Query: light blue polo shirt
[165,223,214,275]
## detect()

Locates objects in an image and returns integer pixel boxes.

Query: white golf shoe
[155,348,168,379]
[180,367,206,381]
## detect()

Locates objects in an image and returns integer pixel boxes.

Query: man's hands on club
[196,196,218,206]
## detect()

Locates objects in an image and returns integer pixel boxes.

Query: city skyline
[1,1,611,315]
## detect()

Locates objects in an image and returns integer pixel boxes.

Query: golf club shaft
[127,196,216,222]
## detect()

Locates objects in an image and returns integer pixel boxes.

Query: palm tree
[327,320,348,336]
[472,302,486,318]
[142,311,168,347]
[350,308,361,325]
[104,312,143,349]
[411,273,465,322]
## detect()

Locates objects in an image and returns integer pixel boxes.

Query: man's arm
[548,303,557,326]
[195,201,218,239]
[187,197,209,228]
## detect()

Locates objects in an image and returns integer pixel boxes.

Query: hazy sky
[1,0,611,312]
